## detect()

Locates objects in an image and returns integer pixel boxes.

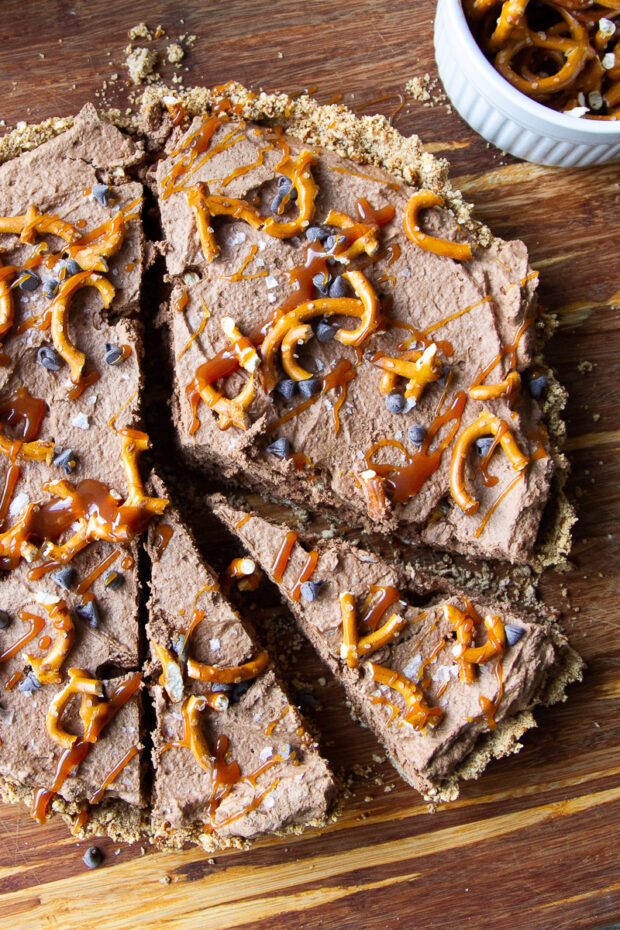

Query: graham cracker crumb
[167,43,184,65]
[126,47,159,85]
[128,23,152,41]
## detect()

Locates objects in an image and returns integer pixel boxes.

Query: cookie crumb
[167,43,184,65]
[128,22,152,40]
[126,47,159,85]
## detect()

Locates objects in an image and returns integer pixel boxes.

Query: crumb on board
[128,23,152,41]
[126,47,159,85]
[167,43,184,65]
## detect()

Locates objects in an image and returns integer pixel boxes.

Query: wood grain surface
[0,1,619,928]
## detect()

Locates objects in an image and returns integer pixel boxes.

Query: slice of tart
[0,107,164,839]
[211,494,583,800]
[145,479,335,849]
[152,90,568,564]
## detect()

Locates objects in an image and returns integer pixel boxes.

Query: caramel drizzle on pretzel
[339,590,408,670]
[50,272,115,383]
[0,205,81,246]
[0,386,54,465]
[221,556,262,595]
[449,411,530,515]
[372,342,444,403]
[404,191,473,261]
[152,640,184,704]
[45,667,105,749]
[359,469,391,521]
[260,269,379,393]
[261,150,318,239]
[468,369,521,401]
[322,207,380,262]
[187,647,269,684]
[444,603,506,682]
[369,662,443,730]
[25,600,74,685]
[164,694,230,772]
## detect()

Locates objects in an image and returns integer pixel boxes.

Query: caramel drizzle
[327,164,401,191]
[161,118,248,200]
[214,143,274,189]
[366,392,467,503]
[178,298,210,361]
[153,523,174,561]
[75,549,119,594]
[289,550,319,602]
[271,358,357,434]
[88,745,140,804]
[470,312,535,394]
[474,471,525,538]
[0,611,45,663]
[265,703,291,736]
[424,296,493,337]
[223,244,267,282]
[479,660,504,731]
[358,585,406,633]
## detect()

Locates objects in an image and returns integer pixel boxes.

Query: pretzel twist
[404,191,473,261]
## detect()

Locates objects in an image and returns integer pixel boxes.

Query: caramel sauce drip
[479,659,504,731]
[75,550,120,594]
[474,472,525,539]
[5,670,22,690]
[471,312,535,392]
[160,115,225,199]
[121,554,134,570]
[153,523,174,561]
[0,463,20,528]
[0,387,47,447]
[289,550,319,602]
[0,611,45,663]
[175,288,189,314]
[328,163,401,191]
[273,358,357,433]
[186,348,239,436]
[67,370,100,401]
[265,704,291,736]
[71,808,90,834]
[38,635,52,650]
[235,514,251,530]
[168,101,187,127]
[225,244,267,282]
[358,585,406,634]
[271,530,298,583]
[370,694,401,726]
[88,745,140,804]
[367,391,467,503]
[31,672,141,823]
[217,144,274,188]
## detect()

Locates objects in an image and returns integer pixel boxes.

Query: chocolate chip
[275,379,296,401]
[328,275,348,299]
[408,424,426,445]
[437,364,450,387]
[505,624,524,646]
[298,378,321,397]
[37,345,63,372]
[528,375,547,399]
[300,580,322,602]
[267,437,292,458]
[0,610,11,630]
[104,343,124,366]
[305,226,329,243]
[18,269,40,291]
[91,184,110,207]
[76,600,100,629]
[230,680,252,703]
[103,571,124,590]
[385,392,407,414]
[18,672,41,693]
[211,682,232,693]
[312,272,331,296]
[271,193,285,215]
[315,319,336,343]
[42,278,59,299]
[82,847,103,869]
[475,437,494,457]
[324,233,345,252]
[277,176,292,193]
[53,567,77,591]
[64,259,82,277]
[52,448,77,474]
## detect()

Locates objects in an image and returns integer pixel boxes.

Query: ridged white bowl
[434,0,620,167]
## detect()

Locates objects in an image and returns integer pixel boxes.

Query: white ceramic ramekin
[434,0,620,167]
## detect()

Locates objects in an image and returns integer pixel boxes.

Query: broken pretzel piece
[186,183,262,263]
[152,640,184,704]
[359,469,391,521]
[323,208,380,262]
[450,411,530,515]
[369,662,443,730]
[48,271,116,384]
[404,190,473,262]
[373,343,443,403]
[186,646,269,684]
[46,667,104,750]
[469,370,521,401]
[0,261,14,339]
[262,150,318,239]
[25,601,74,685]
[69,212,127,274]
[0,205,81,247]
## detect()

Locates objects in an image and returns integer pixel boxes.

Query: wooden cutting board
[0,1,618,928]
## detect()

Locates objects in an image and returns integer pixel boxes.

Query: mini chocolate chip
[315,319,336,343]
[83,847,103,869]
[230,680,253,703]
[475,437,495,457]
[300,580,322,602]
[18,269,40,291]
[277,175,292,193]
[528,375,547,399]
[52,448,77,474]
[104,343,124,366]
[328,275,348,299]
[324,233,345,252]
[0,610,11,630]
[385,392,407,414]
[18,672,41,693]
[42,278,59,299]
[91,184,110,207]
[312,271,331,296]
[53,566,77,591]
[505,624,524,646]
[275,379,296,401]
[76,600,100,629]
[437,364,450,387]
[298,378,321,397]
[37,345,63,372]
[211,682,232,693]
[64,258,82,277]
[271,193,285,215]
[305,226,329,243]
[288,187,298,202]
[267,437,292,458]
[408,424,426,445]
[103,570,124,590]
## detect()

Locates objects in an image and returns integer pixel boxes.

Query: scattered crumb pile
[405,73,448,108]
[124,22,196,86]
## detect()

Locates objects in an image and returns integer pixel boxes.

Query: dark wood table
[0,2,618,928]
